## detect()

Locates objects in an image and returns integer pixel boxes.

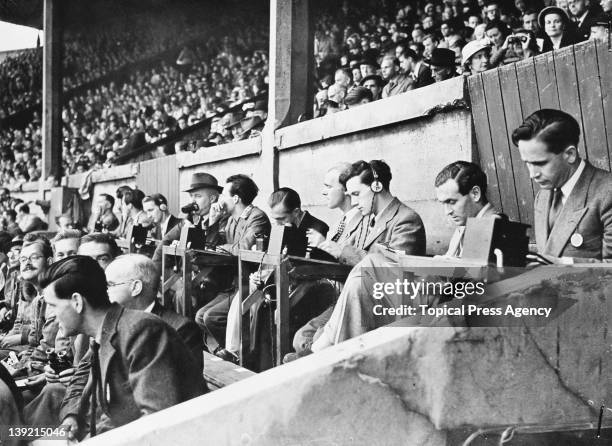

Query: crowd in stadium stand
[1,0,610,187]
[0,8,268,185]
[311,0,610,116]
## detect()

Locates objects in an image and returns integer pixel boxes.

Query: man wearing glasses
[0,238,53,351]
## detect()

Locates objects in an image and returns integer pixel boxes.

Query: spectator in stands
[522,9,542,35]
[486,20,512,66]
[398,48,434,88]
[2,210,21,237]
[88,194,120,233]
[105,254,204,371]
[602,0,612,14]
[344,86,374,108]
[485,0,503,23]
[40,256,205,438]
[427,48,459,82]
[16,203,46,233]
[569,0,601,41]
[381,56,414,98]
[78,232,120,270]
[360,74,384,101]
[590,14,611,43]
[142,193,181,240]
[0,237,23,333]
[311,160,426,350]
[51,230,81,261]
[462,40,492,74]
[422,33,439,59]
[539,6,577,51]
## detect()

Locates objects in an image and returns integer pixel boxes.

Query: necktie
[547,188,563,234]
[89,339,101,437]
[331,216,346,242]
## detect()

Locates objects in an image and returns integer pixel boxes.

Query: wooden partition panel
[468,40,612,229]
[136,155,180,216]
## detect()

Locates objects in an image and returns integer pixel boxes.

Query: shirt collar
[374,199,394,224]
[560,159,585,205]
[475,202,493,219]
[144,301,156,313]
[239,204,253,220]
[161,214,171,234]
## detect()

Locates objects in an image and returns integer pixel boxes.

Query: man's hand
[44,364,60,383]
[306,229,325,247]
[61,415,83,443]
[208,202,226,226]
[0,333,20,348]
[318,240,342,259]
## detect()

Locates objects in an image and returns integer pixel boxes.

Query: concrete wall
[82,266,612,446]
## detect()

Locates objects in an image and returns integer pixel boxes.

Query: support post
[42,0,63,187]
[261,0,314,195]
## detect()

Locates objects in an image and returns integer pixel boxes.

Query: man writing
[311,160,426,350]
[512,108,612,262]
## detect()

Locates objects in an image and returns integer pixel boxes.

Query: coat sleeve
[385,210,426,255]
[59,349,92,424]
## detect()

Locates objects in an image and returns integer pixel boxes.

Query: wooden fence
[468,39,611,229]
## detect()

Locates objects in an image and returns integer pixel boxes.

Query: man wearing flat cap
[589,13,611,44]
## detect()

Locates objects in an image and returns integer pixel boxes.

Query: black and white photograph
[0,0,611,444]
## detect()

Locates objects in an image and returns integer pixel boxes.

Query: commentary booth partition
[12,40,612,253]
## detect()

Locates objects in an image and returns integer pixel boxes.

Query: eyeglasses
[19,253,44,264]
[107,280,134,289]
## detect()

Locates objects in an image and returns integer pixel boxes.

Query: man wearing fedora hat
[425,48,458,83]
[589,13,611,43]
[151,172,228,267]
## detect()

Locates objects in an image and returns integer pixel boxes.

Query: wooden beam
[42,0,63,185]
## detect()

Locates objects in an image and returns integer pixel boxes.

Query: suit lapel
[363,198,400,249]
[98,305,122,402]
[544,164,594,256]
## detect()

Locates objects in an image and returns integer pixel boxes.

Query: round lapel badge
[570,233,583,248]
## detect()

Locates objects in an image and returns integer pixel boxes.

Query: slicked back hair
[435,161,488,202]
[511,109,580,154]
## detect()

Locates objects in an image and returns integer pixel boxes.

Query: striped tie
[331,216,346,242]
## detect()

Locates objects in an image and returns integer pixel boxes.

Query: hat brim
[538,6,570,29]
[183,184,223,193]
[424,58,455,68]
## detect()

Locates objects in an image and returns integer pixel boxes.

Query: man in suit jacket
[143,193,181,240]
[288,163,368,358]
[312,160,426,350]
[434,161,500,258]
[513,108,612,262]
[197,175,271,352]
[569,0,602,41]
[399,47,434,89]
[38,256,205,439]
[221,187,333,364]
[24,253,206,428]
